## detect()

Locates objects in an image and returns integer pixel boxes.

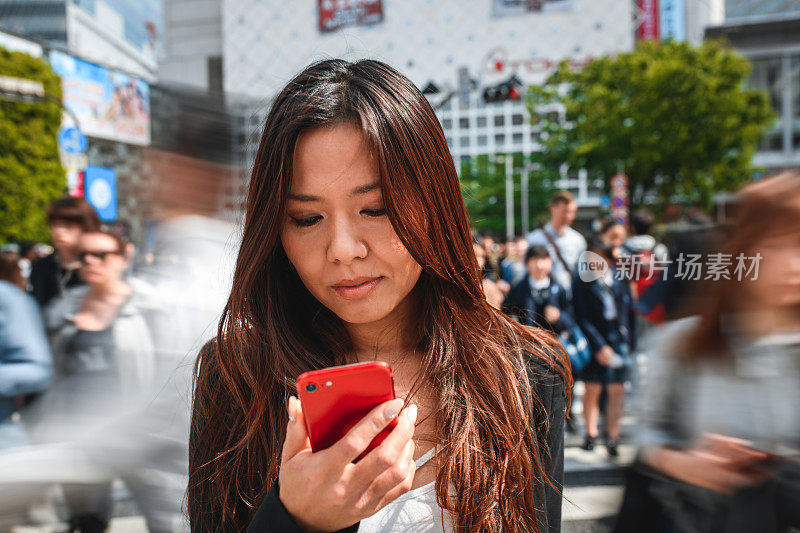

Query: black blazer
[189,358,566,533]
[502,276,576,333]
[29,253,84,307]
[572,269,636,355]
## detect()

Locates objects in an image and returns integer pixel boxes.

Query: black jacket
[502,276,576,334]
[572,270,636,355]
[29,253,85,307]
[190,359,566,533]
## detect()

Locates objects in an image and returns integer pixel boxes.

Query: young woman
[188,59,570,533]
[573,237,636,457]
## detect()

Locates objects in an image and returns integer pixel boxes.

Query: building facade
[0,0,160,78]
[707,1,800,172]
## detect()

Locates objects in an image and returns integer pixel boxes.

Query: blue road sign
[58,127,88,154]
[84,166,116,221]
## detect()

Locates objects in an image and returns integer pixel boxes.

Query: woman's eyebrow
[349,182,380,197]
[288,182,380,202]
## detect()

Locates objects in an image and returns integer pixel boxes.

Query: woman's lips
[332,277,383,300]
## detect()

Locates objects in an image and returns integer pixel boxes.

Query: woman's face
[747,232,800,309]
[601,224,627,250]
[280,123,423,326]
[79,233,127,286]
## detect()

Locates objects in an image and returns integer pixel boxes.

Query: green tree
[0,46,64,243]
[459,153,554,237]
[527,40,774,207]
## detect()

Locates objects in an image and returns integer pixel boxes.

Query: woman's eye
[362,208,387,217]
[290,215,322,227]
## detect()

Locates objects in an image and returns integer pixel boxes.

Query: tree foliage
[0,46,64,243]
[527,40,775,207]
[459,152,554,237]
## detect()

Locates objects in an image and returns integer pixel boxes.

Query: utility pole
[504,154,514,241]
[521,159,530,236]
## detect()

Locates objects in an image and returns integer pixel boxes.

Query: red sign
[610,174,629,225]
[637,0,660,40]
[318,0,383,33]
[483,47,593,75]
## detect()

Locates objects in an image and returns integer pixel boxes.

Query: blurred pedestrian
[31,229,154,532]
[501,238,527,285]
[16,241,38,287]
[617,172,800,533]
[527,191,587,294]
[480,234,504,282]
[30,198,101,308]
[599,220,627,261]
[573,237,636,457]
[475,242,505,309]
[0,252,53,449]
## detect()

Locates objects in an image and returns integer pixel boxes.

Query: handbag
[558,323,591,375]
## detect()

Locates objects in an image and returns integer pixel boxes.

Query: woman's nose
[326,217,367,265]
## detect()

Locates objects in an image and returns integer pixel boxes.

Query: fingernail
[288,396,298,422]
[384,398,404,421]
[406,403,418,424]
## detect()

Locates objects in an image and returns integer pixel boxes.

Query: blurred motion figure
[618,171,800,533]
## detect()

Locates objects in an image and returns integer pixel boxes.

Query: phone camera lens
[306,383,317,393]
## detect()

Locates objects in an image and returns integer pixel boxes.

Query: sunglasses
[79,250,122,264]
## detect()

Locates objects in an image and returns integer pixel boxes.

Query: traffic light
[482,76,523,104]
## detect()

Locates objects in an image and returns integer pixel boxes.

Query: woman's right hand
[278,397,417,532]
[595,346,615,366]
[651,434,770,494]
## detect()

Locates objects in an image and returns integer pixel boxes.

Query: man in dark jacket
[30,197,101,308]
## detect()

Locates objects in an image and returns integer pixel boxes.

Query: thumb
[281,396,312,464]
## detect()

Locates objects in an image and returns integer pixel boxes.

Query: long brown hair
[189,59,570,532]
[686,171,800,358]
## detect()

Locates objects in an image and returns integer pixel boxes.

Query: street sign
[58,127,88,154]
[610,173,629,225]
[85,166,117,221]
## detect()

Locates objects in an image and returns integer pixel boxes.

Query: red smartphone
[297,361,396,461]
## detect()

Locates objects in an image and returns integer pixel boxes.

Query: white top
[359,446,453,532]
[528,276,551,291]
[526,222,587,291]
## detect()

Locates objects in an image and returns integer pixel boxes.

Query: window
[749,57,784,151]
[494,115,505,127]
[477,135,488,146]
[513,133,523,144]
[442,118,452,129]
[512,114,525,126]
[460,136,470,147]
[477,116,487,127]
[459,118,470,128]
[494,134,506,144]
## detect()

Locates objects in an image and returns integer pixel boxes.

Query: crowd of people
[475,191,671,454]
[2,171,800,532]
[473,175,800,531]
[0,196,236,532]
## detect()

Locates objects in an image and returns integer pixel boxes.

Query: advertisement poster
[637,0,660,41]
[49,50,150,146]
[659,0,685,41]
[318,0,384,33]
[491,0,573,17]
